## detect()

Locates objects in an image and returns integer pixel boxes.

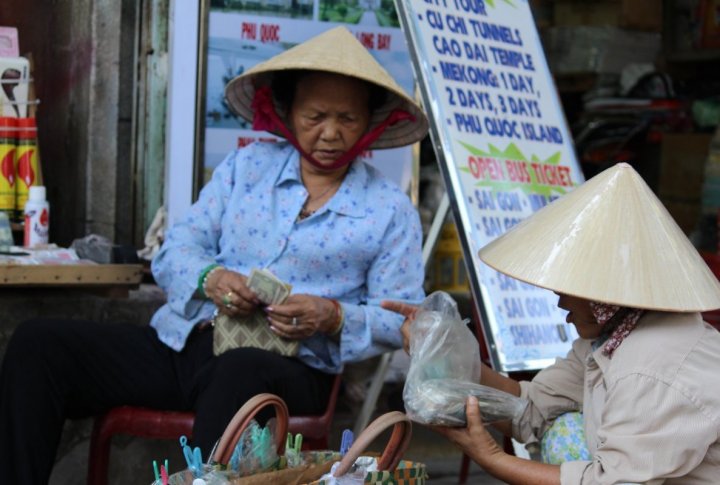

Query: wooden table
[0,264,144,297]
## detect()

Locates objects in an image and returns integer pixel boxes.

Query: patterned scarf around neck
[589,302,645,358]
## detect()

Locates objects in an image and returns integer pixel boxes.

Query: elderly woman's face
[288,72,371,168]
[555,293,602,339]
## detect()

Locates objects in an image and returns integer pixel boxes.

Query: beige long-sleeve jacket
[512,311,720,484]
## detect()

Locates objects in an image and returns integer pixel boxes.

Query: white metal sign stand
[395,0,584,372]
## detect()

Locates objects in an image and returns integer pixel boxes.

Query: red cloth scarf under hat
[251,85,415,170]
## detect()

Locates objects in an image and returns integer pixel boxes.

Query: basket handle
[332,411,412,477]
[211,393,289,465]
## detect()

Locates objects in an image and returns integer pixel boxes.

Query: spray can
[15,117,41,220]
[0,117,17,217]
[24,185,49,247]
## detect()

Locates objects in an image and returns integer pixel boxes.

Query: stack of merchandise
[0,26,43,229]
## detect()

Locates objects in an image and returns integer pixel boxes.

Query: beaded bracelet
[329,299,344,336]
[202,266,225,298]
[197,263,222,298]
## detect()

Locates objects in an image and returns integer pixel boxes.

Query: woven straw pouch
[213,312,299,357]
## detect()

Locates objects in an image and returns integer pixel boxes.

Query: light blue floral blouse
[150,141,425,373]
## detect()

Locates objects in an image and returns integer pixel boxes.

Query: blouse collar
[275,145,368,218]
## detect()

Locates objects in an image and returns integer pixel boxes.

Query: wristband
[329,299,344,336]
[197,263,221,297]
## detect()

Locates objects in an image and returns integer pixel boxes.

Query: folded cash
[247,268,292,305]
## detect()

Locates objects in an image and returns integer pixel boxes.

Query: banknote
[247,268,292,305]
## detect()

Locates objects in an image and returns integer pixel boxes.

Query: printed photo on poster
[318,0,400,27]
[201,5,417,189]
[210,0,314,19]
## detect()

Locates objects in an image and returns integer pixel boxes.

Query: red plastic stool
[87,374,342,485]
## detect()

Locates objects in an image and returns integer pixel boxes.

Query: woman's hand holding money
[205,268,260,317]
[265,294,339,339]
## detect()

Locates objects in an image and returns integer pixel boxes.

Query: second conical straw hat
[224,26,428,149]
[479,163,720,312]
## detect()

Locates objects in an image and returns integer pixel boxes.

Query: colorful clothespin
[284,432,304,468]
[152,460,160,482]
[285,432,293,453]
[180,435,203,477]
[286,432,303,453]
[255,426,274,468]
[340,429,354,456]
[160,463,169,485]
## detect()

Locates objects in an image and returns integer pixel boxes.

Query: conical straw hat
[479,163,720,312]
[225,26,428,149]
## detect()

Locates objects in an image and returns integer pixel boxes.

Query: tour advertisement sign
[203,2,416,190]
[396,0,584,371]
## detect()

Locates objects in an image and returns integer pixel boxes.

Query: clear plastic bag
[227,419,279,476]
[403,291,527,426]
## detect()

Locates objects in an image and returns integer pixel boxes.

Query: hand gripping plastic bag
[403,291,527,426]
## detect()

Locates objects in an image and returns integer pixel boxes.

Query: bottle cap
[28,185,46,202]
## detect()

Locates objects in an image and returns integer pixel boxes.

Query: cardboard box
[658,133,713,200]
[700,0,720,48]
[554,0,620,27]
[529,0,554,29]
[0,27,19,57]
[662,200,702,235]
[619,0,663,32]
[543,26,660,74]
[553,0,662,31]
[658,133,714,235]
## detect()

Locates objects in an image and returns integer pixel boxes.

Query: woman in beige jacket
[385,163,720,484]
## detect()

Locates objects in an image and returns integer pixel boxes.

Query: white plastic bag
[403,291,527,426]
[317,457,378,485]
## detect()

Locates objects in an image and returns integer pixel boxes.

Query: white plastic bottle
[23,185,49,247]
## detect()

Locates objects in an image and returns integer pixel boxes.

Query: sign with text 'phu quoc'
[396,0,584,371]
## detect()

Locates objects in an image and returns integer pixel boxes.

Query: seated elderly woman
[384,163,720,484]
[0,27,429,484]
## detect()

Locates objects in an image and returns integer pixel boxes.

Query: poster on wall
[202,0,417,190]
[396,0,584,371]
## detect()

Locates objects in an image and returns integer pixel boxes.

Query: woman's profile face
[555,293,602,339]
[288,72,371,169]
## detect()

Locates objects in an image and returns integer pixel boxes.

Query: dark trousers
[0,318,334,485]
